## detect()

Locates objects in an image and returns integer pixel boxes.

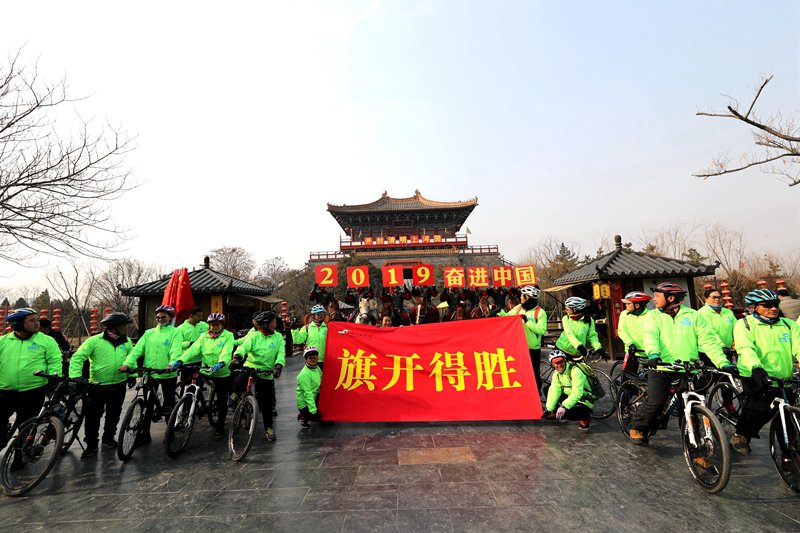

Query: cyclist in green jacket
[70,312,135,457]
[168,313,233,437]
[290,305,328,370]
[542,350,593,430]
[177,307,209,350]
[119,305,183,445]
[514,286,548,394]
[0,308,62,449]
[231,311,285,441]
[555,296,604,361]
[730,289,800,454]
[630,282,735,445]
[617,291,651,374]
[296,346,323,429]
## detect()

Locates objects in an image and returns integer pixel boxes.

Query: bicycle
[228,365,273,462]
[0,372,86,496]
[706,369,744,437]
[767,377,800,492]
[164,364,217,458]
[615,359,731,494]
[117,367,171,462]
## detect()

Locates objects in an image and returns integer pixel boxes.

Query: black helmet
[100,312,134,327]
[254,310,277,325]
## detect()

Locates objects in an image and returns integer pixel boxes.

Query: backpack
[573,362,606,401]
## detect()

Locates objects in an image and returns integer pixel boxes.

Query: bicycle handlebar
[121,367,171,375]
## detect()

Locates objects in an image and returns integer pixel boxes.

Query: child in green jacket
[296,346,323,429]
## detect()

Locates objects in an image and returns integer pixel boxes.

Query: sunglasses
[155,315,170,320]
[757,301,780,309]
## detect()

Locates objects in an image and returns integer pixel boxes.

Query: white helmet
[565,296,587,311]
[520,286,541,298]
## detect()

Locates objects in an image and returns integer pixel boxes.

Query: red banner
[492,266,513,287]
[318,317,541,422]
[315,265,338,287]
[443,266,465,288]
[514,264,537,286]
[467,266,490,288]
[412,264,434,286]
[346,266,369,288]
[381,265,404,287]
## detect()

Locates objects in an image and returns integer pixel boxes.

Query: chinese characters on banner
[318,317,542,422]
[315,264,537,289]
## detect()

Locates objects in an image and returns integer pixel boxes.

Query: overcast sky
[1,0,798,292]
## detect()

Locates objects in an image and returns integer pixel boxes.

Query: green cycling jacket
[234,330,286,378]
[734,316,800,380]
[545,363,593,411]
[617,309,649,352]
[291,322,328,362]
[69,333,133,385]
[296,364,322,414]
[123,324,183,379]
[556,316,601,355]
[698,304,736,349]
[179,329,234,378]
[0,331,62,391]
[177,320,209,351]
[642,306,726,368]
[233,327,255,348]
[511,305,547,349]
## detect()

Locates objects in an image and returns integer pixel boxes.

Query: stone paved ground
[2,356,800,532]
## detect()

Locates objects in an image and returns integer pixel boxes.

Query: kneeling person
[542,350,593,431]
[296,346,323,429]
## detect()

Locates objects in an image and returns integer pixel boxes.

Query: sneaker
[629,428,647,445]
[102,439,117,449]
[272,409,278,416]
[81,446,98,458]
[264,427,276,442]
[298,413,310,429]
[578,416,591,431]
[731,433,751,454]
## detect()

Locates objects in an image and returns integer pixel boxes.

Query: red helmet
[622,291,651,304]
[652,282,686,297]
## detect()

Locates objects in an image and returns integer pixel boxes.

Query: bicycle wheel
[60,396,85,454]
[707,382,742,437]
[117,397,145,462]
[228,395,258,462]
[692,370,714,394]
[681,404,731,494]
[539,363,553,398]
[206,380,218,428]
[617,380,647,439]
[165,395,195,458]
[591,369,616,420]
[609,360,624,382]
[1,415,65,497]
[769,405,800,492]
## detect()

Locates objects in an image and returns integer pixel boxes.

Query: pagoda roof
[552,244,718,286]
[327,190,478,214]
[120,267,271,297]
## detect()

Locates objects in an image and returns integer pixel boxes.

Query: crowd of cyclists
[1,277,799,495]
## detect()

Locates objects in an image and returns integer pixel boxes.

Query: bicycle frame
[174,368,212,424]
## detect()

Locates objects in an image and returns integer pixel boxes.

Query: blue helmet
[310,304,325,314]
[745,289,779,307]
[564,296,587,311]
[6,308,37,323]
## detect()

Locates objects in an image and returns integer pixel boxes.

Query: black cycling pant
[84,382,126,447]
[530,349,542,393]
[142,377,177,438]
[736,380,788,439]
[632,370,673,432]
[554,394,592,420]
[208,375,231,430]
[0,386,47,448]
[231,374,275,431]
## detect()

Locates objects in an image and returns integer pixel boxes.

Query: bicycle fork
[682,392,709,449]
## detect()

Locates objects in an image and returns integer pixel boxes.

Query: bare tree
[704,223,747,278]
[639,224,700,259]
[46,261,98,343]
[695,76,800,187]
[209,246,256,281]
[254,256,290,290]
[94,258,158,317]
[0,49,136,265]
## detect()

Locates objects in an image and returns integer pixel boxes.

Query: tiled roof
[327,190,478,213]
[552,248,718,285]
[120,268,270,297]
